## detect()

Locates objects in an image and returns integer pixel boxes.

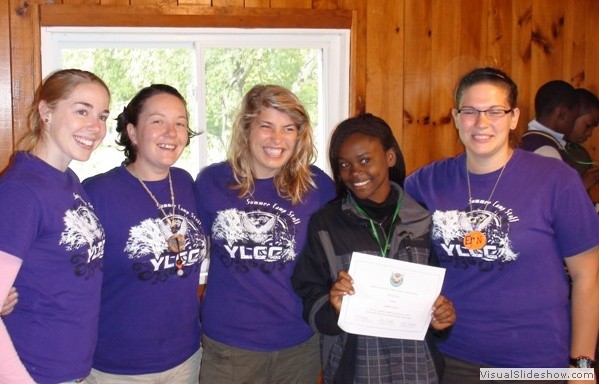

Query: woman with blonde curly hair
[227,84,318,204]
[195,84,336,383]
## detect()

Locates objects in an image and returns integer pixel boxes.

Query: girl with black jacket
[292,113,455,384]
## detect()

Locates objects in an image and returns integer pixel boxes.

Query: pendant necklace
[355,191,404,258]
[464,161,506,251]
[132,169,186,275]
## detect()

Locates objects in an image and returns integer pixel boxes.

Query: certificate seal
[390,272,404,287]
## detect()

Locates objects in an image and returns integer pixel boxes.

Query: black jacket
[292,183,447,383]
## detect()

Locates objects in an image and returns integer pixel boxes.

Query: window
[41,27,350,180]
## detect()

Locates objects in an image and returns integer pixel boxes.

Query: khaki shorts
[199,334,320,384]
[83,347,201,384]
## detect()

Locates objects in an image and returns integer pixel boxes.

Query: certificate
[337,252,445,340]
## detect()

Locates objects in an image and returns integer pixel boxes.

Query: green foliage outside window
[62,47,321,180]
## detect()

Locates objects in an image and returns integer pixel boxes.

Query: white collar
[527,119,566,147]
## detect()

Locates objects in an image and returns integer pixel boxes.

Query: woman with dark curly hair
[83,84,208,383]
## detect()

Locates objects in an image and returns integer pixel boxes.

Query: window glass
[42,27,350,180]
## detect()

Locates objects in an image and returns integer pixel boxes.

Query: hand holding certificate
[337,252,446,340]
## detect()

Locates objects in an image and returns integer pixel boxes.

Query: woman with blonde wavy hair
[195,84,336,383]
[227,84,318,204]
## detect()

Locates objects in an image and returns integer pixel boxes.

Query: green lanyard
[354,192,404,258]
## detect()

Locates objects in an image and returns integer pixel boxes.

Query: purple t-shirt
[0,152,104,384]
[195,162,336,351]
[83,166,208,374]
[405,149,599,368]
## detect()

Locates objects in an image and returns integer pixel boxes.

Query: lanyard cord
[564,143,597,166]
[354,191,404,258]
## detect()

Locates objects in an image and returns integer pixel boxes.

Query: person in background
[564,88,599,193]
[519,79,580,158]
[405,67,599,383]
[83,84,208,383]
[291,113,456,383]
[0,68,109,384]
[195,84,337,384]
[521,83,599,206]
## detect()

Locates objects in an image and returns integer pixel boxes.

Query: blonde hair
[228,84,316,205]
[17,69,110,152]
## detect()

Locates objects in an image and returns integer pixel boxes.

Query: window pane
[43,27,349,178]
[63,47,322,180]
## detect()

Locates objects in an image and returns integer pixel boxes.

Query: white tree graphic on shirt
[125,218,169,258]
[59,194,104,250]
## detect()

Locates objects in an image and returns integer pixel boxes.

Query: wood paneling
[403,0,432,172]
[213,0,244,6]
[563,1,585,87]
[40,5,352,28]
[0,0,12,171]
[531,0,566,86]
[100,0,131,5]
[1,0,599,188]
[271,0,312,8]
[313,0,337,10]
[511,0,533,138]
[338,0,365,116]
[364,1,403,120]
[430,0,461,164]
[100,0,132,5]
[63,0,102,4]
[244,0,270,7]
[9,0,41,161]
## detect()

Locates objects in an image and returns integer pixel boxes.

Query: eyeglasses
[457,107,513,121]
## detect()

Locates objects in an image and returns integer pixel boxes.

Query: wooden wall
[2,0,599,197]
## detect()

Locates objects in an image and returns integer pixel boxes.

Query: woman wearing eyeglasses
[405,67,599,383]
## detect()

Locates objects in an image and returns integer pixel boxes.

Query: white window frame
[41,26,350,175]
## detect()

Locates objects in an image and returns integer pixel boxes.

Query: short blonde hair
[228,84,316,205]
[17,68,110,152]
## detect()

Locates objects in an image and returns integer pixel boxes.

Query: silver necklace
[463,161,506,251]
[132,169,186,266]
[466,162,506,212]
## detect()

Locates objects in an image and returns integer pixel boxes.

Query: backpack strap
[521,130,564,150]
